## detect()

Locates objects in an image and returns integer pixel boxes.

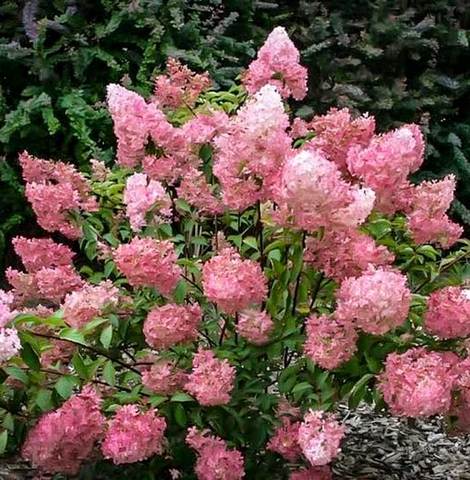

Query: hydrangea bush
[0,27,469,479]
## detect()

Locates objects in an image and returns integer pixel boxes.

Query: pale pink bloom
[378,347,459,417]
[22,386,105,475]
[141,359,187,395]
[114,237,182,295]
[153,58,211,109]
[336,267,411,335]
[123,173,172,231]
[266,418,302,462]
[243,26,307,100]
[143,303,202,349]
[330,186,375,228]
[186,427,245,480]
[407,211,462,248]
[62,281,119,329]
[346,124,424,213]
[181,111,229,145]
[273,150,358,232]
[106,84,152,167]
[213,85,291,210]
[424,287,470,339]
[411,175,457,215]
[290,466,333,480]
[185,349,236,406]
[0,290,17,328]
[0,328,21,362]
[202,247,267,315]
[177,168,224,215]
[297,410,345,466]
[307,107,375,172]
[290,117,310,138]
[237,309,274,345]
[101,405,166,464]
[35,265,84,303]
[304,229,394,282]
[304,314,358,370]
[5,268,40,304]
[12,236,75,273]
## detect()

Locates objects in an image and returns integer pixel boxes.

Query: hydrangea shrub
[0,27,469,478]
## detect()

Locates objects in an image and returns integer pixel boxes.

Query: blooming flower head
[267,418,302,462]
[0,328,21,363]
[304,314,358,370]
[378,347,459,417]
[346,124,424,214]
[424,287,470,339]
[12,237,75,273]
[243,26,307,100]
[297,410,345,466]
[124,172,172,231]
[101,405,167,464]
[290,467,333,480]
[141,359,187,395]
[114,237,182,295]
[304,229,394,282]
[213,85,291,210]
[154,57,211,109]
[143,303,202,349]
[185,349,236,406]
[237,309,274,345]
[202,247,267,315]
[35,265,84,303]
[0,290,17,328]
[62,281,120,329]
[186,427,245,480]
[336,266,411,335]
[22,386,105,475]
[307,107,376,172]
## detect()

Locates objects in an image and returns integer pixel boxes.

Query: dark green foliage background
[0,0,469,276]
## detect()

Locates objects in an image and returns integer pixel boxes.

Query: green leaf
[100,325,113,349]
[243,236,258,250]
[173,403,187,427]
[20,342,40,371]
[59,328,88,346]
[35,389,53,412]
[3,367,28,384]
[55,376,76,400]
[170,392,194,402]
[103,360,116,386]
[0,430,8,455]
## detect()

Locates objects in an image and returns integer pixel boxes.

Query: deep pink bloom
[378,347,459,417]
[237,309,274,345]
[12,236,75,273]
[297,410,345,466]
[243,26,307,100]
[186,427,245,480]
[267,418,302,462]
[202,247,267,315]
[185,349,236,406]
[141,359,187,395]
[114,237,182,295]
[424,287,470,339]
[124,173,172,231]
[336,267,411,335]
[22,386,105,475]
[304,229,394,282]
[143,303,202,349]
[304,314,358,370]
[62,281,119,329]
[101,405,167,464]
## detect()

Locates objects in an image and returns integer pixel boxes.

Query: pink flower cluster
[304,314,358,370]
[114,237,182,295]
[101,405,167,464]
[267,417,302,462]
[186,427,245,480]
[378,348,459,417]
[0,327,21,363]
[243,26,307,100]
[237,309,274,345]
[20,152,98,239]
[290,466,333,480]
[143,303,202,349]
[0,290,17,327]
[22,386,105,475]
[185,349,236,406]
[124,172,172,231]
[154,57,211,109]
[202,247,267,315]
[141,358,187,395]
[424,287,470,339]
[62,281,120,329]
[304,229,394,282]
[336,267,411,335]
